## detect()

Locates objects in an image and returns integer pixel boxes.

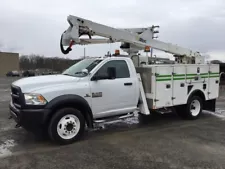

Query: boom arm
[60,15,204,64]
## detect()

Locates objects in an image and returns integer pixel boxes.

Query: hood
[12,74,80,93]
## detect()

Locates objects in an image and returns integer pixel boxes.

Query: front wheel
[48,108,85,145]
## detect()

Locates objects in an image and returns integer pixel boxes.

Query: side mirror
[81,68,88,74]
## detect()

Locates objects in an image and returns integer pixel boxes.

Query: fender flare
[187,89,206,102]
[45,94,93,128]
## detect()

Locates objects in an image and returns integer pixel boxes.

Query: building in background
[0,52,19,76]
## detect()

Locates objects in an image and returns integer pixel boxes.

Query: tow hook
[15,124,21,128]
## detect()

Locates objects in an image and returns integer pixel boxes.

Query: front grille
[11,85,23,109]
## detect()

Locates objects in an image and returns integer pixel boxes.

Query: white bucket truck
[9,15,220,145]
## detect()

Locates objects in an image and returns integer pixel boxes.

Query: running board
[94,113,134,124]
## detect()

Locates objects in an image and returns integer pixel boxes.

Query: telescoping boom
[60,15,204,64]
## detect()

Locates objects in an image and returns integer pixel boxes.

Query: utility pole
[150,25,160,58]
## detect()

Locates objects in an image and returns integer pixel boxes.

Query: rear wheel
[48,108,85,145]
[186,96,203,120]
[176,96,203,120]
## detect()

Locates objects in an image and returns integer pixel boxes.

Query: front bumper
[9,101,50,133]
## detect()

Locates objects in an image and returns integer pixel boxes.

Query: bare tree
[19,54,81,72]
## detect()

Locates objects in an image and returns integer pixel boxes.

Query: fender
[187,89,206,102]
[45,94,93,128]
[187,89,215,111]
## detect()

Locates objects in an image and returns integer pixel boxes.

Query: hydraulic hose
[60,31,74,55]
[60,30,92,55]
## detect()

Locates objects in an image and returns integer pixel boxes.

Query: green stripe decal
[157,75,171,78]
[156,78,171,81]
[156,73,219,77]
[156,72,220,81]
[173,74,185,77]
[209,75,220,78]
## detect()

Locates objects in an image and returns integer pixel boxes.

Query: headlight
[24,93,47,105]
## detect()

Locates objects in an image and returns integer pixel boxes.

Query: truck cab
[9,56,140,144]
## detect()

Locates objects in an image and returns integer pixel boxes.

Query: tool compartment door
[155,66,173,108]
[186,65,208,84]
[172,65,187,105]
[185,64,209,100]
[208,64,220,99]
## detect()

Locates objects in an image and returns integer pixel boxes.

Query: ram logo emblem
[92,92,102,98]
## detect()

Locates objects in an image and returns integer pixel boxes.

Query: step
[94,113,135,124]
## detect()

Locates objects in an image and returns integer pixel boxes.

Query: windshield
[62,59,102,77]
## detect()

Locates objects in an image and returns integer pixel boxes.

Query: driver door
[90,59,137,119]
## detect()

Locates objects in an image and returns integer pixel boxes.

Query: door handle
[124,82,132,86]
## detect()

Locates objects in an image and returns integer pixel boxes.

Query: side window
[96,60,130,78]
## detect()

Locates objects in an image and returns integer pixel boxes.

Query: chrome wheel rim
[57,114,80,140]
[190,100,201,116]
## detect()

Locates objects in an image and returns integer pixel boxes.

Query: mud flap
[137,74,150,115]
[204,99,216,112]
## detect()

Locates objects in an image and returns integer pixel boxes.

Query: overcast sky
[0,0,225,60]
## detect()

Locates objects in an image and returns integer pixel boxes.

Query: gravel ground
[0,77,225,169]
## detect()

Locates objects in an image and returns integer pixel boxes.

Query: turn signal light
[144,46,150,52]
[115,49,120,55]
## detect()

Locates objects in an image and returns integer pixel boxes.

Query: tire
[185,96,203,120]
[48,108,85,145]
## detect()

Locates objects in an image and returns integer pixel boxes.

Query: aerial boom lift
[60,15,204,64]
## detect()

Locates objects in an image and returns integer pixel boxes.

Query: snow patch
[0,96,11,102]
[0,100,7,102]
[0,140,16,158]
[0,89,10,92]
[123,114,139,125]
[0,123,18,132]
[91,114,140,131]
[204,108,225,120]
